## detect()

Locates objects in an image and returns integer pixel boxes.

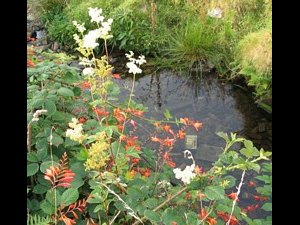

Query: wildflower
[163,125,171,133]
[177,129,186,139]
[88,7,104,24]
[85,131,110,170]
[180,117,190,125]
[131,158,140,164]
[27,59,35,67]
[206,217,217,225]
[197,192,206,199]
[79,57,94,66]
[253,195,267,201]
[130,119,137,128]
[78,117,87,123]
[193,121,203,131]
[82,30,100,49]
[199,208,207,219]
[126,61,142,75]
[93,107,109,117]
[173,165,196,184]
[72,21,86,33]
[66,118,87,143]
[217,211,239,225]
[194,165,203,175]
[136,55,146,65]
[207,7,223,18]
[163,137,175,147]
[82,67,94,76]
[125,51,134,60]
[112,73,121,79]
[244,204,259,212]
[142,168,151,177]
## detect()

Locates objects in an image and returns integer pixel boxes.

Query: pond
[114,69,272,170]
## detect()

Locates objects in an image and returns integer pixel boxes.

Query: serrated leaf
[144,210,161,223]
[244,140,253,149]
[33,184,49,194]
[61,188,79,206]
[27,163,39,176]
[43,100,57,116]
[27,153,39,162]
[204,186,225,200]
[217,132,229,142]
[240,148,256,158]
[57,87,74,97]
[246,162,261,173]
[261,203,272,211]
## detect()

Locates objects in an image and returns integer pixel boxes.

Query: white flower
[173,165,196,184]
[136,55,146,66]
[73,21,86,33]
[88,7,104,23]
[66,118,86,143]
[68,118,79,128]
[31,109,48,122]
[82,67,94,76]
[207,7,223,18]
[83,29,101,49]
[126,61,142,75]
[79,57,93,66]
[125,51,134,60]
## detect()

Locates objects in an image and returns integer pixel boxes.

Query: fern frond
[27,214,51,225]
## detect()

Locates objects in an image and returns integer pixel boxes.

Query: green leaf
[40,200,56,214]
[46,189,61,206]
[246,162,261,173]
[73,87,82,96]
[244,140,253,149]
[43,100,57,116]
[36,149,48,161]
[40,161,59,173]
[217,132,229,142]
[27,163,39,176]
[61,188,79,206]
[204,186,225,200]
[126,147,141,158]
[70,175,85,189]
[144,210,161,223]
[33,184,49,194]
[240,147,258,158]
[27,153,39,162]
[185,211,199,225]
[144,198,160,209]
[161,208,186,225]
[57,87,74,97]
[261,203,272,211]
[163,109,173,120]
[255,175,272,184]
[48,132,64,147]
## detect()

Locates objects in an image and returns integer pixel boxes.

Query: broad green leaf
[144,198,160,209]
[240,147,255,158]
[244,140,253,149]
[47,132,64,147]
[57,87,74,97]
[33,184,49,194]
[144,210,161,223]
[40,200,56,214]
[61,188,79,206]
[70,176,85,189]
[246,162,261,173]
[161,208,186,225]
[255,175,272,184]
[37,149,48,161]
[43,100,57,116]
[185,211,199,225]
[217,132,229,142]
[27,163,39,176]
[261,203,272,211]
[27,153,39,162]
[46,189,61,206]
[73,87,82,96]
[40,161,59,173]
[204,186,225,200]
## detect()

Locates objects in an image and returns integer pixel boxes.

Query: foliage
[27,7,272,225]
[234,28,272,101]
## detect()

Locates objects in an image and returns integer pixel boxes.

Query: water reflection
[115,70,271,168]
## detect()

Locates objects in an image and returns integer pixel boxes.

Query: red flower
[248,181,256,187]
[244,204,259,212]
[151,136,161,143]
[163,137,175,147]
[206,217,217,225]
[142,168,151,177]
[130,119,137,128]
[131,158,140,164]
[226,192,239,202]
[217,211,239,225]
[199,208,207,219]
[93,107,109,117]
[194,165,203,175]
[197,192,207,199]
[185,192,191,199]
[166,160,176,168]
[171,222,177,225]
[78,117,87,123]
[180,117,190,125]
[112,73,121,79]
[253,195,268,201]
[27,59,35,67]
[163,125,171,133]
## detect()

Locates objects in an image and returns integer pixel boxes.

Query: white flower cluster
[31,109,48,122]
[173,150,196,184]
[207,7,223,18]
[73,7,113,49]
[125,51,146,75]
[66,118,86,144]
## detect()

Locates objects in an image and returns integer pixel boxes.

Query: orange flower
[206,217,217,225]
[185,192,191,199]
[131,109,144,117]
[27,59,35,67]
[244,204,259,212]
[193,121,203,131]
[180,117,190,125]
[78,117,87,123]
[151,136,161,143]
[129,170,137,178]
[217,211,239,225]
[143,168,151,177]
[253,195,267,201]
[166,160,176,168]
[112,73,121,79]
[83,81,91,89]
[171,222,177,225]
[177,129,186,139]
[163,137,175,147]
[163,125,171,133]
[131,158,140,164]
[93,107,109,117]
[199,208,207,219]
[194,165,203,174]
[226,192,239,202]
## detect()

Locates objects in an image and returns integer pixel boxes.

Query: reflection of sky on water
[115,70,271,169]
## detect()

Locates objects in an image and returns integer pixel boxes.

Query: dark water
[115,70,272,169]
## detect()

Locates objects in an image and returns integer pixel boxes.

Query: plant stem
[226,170,246,225]
[50,127,57,225]
[132,186,188,225]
